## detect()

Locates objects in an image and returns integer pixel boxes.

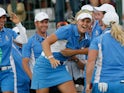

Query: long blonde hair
[110,22,124,46]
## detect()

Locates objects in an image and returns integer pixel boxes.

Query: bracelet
[47,55,54,59]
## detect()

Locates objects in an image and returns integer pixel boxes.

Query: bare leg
[58,80,77,93]
[36,88,49,93]
[3,92,13,93]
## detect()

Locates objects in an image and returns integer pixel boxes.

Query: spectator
[99,0,116,7]
[54,0,81,23]
[56,21,68,29]
[89,0,100,6]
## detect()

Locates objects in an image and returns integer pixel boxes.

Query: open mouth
[81,25,87,29]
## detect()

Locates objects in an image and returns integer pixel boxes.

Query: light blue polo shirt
[12,43,30,93]
[53,24,90,61]
[89,31,124,82]
[22,33,45,59]
[0,27,17,67]
[91,20,103,41]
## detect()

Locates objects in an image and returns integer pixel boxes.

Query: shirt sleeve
[55,25,71,40]
[22,38,32,58]
[89,37,100,50]
[13,23,28,44]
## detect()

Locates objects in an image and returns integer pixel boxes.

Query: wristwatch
[74,59,79,63]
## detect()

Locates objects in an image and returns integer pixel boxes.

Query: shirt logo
[95,30,99,36]
[5,35,9,41]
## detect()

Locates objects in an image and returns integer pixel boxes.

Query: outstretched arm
[61,48,88,57]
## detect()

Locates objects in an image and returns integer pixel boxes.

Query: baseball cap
[102,12,119,26]
[94,3,116,13]
[76,13,92,21]
[34,12,49,22]
[81,4,93,12]
[0,7,7,17]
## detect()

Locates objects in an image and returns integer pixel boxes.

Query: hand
[9,12,20,24]
[86,84,92,93]
[98,82,108,92]
[49,57,61,68]
[68,56,79,62]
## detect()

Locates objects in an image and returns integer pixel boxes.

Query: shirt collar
[0,27,5,32]
[35,33,45,43]
[102,27,111,34]
[73,24,80,36]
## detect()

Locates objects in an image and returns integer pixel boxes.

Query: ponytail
[110,22,124,46]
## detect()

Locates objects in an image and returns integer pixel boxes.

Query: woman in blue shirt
[0,8,27,93]
[31,11,92,93]
[86,12,124,93]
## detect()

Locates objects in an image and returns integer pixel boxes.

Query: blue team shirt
[83,20,103,79]
[91,20,103,41]
[52,24,90,61]
[22,33,45,59]
[12,43,30,92]
[0,27,18,67]
[89,32,124,82]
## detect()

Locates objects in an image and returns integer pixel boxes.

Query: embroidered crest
[5,35,9,41]
[95,30,99,36]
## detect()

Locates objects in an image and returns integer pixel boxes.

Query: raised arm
[10,13,27,44]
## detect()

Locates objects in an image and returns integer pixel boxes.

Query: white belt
[41,52,47,59]
[0,66,12,71]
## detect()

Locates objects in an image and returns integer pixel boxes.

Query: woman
[0,8,27,93]
[31,11,92,93]
[86,12,124,93]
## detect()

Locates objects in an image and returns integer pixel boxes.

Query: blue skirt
[31,56,72,89]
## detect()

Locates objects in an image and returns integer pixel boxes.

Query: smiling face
[77,18,92,33]
[35,19,49,34]
[0,15,6,30]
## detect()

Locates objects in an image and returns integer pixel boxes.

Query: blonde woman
[31,11,92,93]
[86,12,124,93]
